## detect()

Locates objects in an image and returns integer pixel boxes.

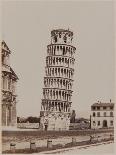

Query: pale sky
[2,0,115,118]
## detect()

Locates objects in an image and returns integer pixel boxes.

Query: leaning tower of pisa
[40,29,76,131]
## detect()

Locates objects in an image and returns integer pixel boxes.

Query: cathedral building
[1,41,18,127]
[40,29,76,130]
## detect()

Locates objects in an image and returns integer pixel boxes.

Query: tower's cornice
[51,29,73,36]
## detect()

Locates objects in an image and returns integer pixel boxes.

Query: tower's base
[40,111,70,131]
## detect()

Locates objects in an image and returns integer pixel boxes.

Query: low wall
[2,129,114,138]
[17,123,39,129]
[69,123,90,130]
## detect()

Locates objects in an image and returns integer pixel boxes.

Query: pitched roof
[2,40,11,54]
[10,67,19,80]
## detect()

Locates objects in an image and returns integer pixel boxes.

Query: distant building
[1,41,18,127]
[40,29,76,130]
[91,100,114,129]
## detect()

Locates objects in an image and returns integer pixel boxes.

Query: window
[104,112,106,117]
[92,106,96,110]
[110,106,113,110]
[103,106,106,110]
[110,121,113,126]
[110,112,113,117]
[97,107,100,110]
[93,121,96,126]
[97,112,100,117]
[98,121,100,126]
[93,112,96,117]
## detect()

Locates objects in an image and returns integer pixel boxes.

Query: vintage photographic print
[1,0,115,154]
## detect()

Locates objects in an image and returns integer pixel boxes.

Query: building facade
[40,29,76,130]
[91,100,114,129]
[1,41,18,127]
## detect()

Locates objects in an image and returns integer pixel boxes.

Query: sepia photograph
[1,0,115,154]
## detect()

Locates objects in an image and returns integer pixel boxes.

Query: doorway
[45,125,48,131]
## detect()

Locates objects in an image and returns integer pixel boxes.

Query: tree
[70,110,76,123]
[26,116,40,123]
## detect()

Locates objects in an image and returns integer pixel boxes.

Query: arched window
[58,68,60,73]
[65,58,67,63]
[54,45,56,52]
[55,68,57,75]
[66,47,68,53]
[63,46,65,55]
[67,69,69,76]
[63,80,65,86]
[59,57,61,63]
[56,57,58,63]
[61,68,63,74]
[57,46,59,51]
[62,58,64,63]
[64,69,66,74]
[93,112,96,117]
[53,57,55,64]
[62,91,64,96]
[60,79,62,86]
[54,36,57,43]
[53,90,55,97]
[59,33,61,38]
[63,35,67,43]
[59,91,61,96]
[68,84,69,89]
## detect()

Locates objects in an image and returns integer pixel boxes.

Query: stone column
[6,105,8,126]
[9,106,12,125]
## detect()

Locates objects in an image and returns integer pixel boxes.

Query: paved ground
[40,141,114,154]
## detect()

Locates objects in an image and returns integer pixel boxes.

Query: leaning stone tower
[40,29,76,130]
